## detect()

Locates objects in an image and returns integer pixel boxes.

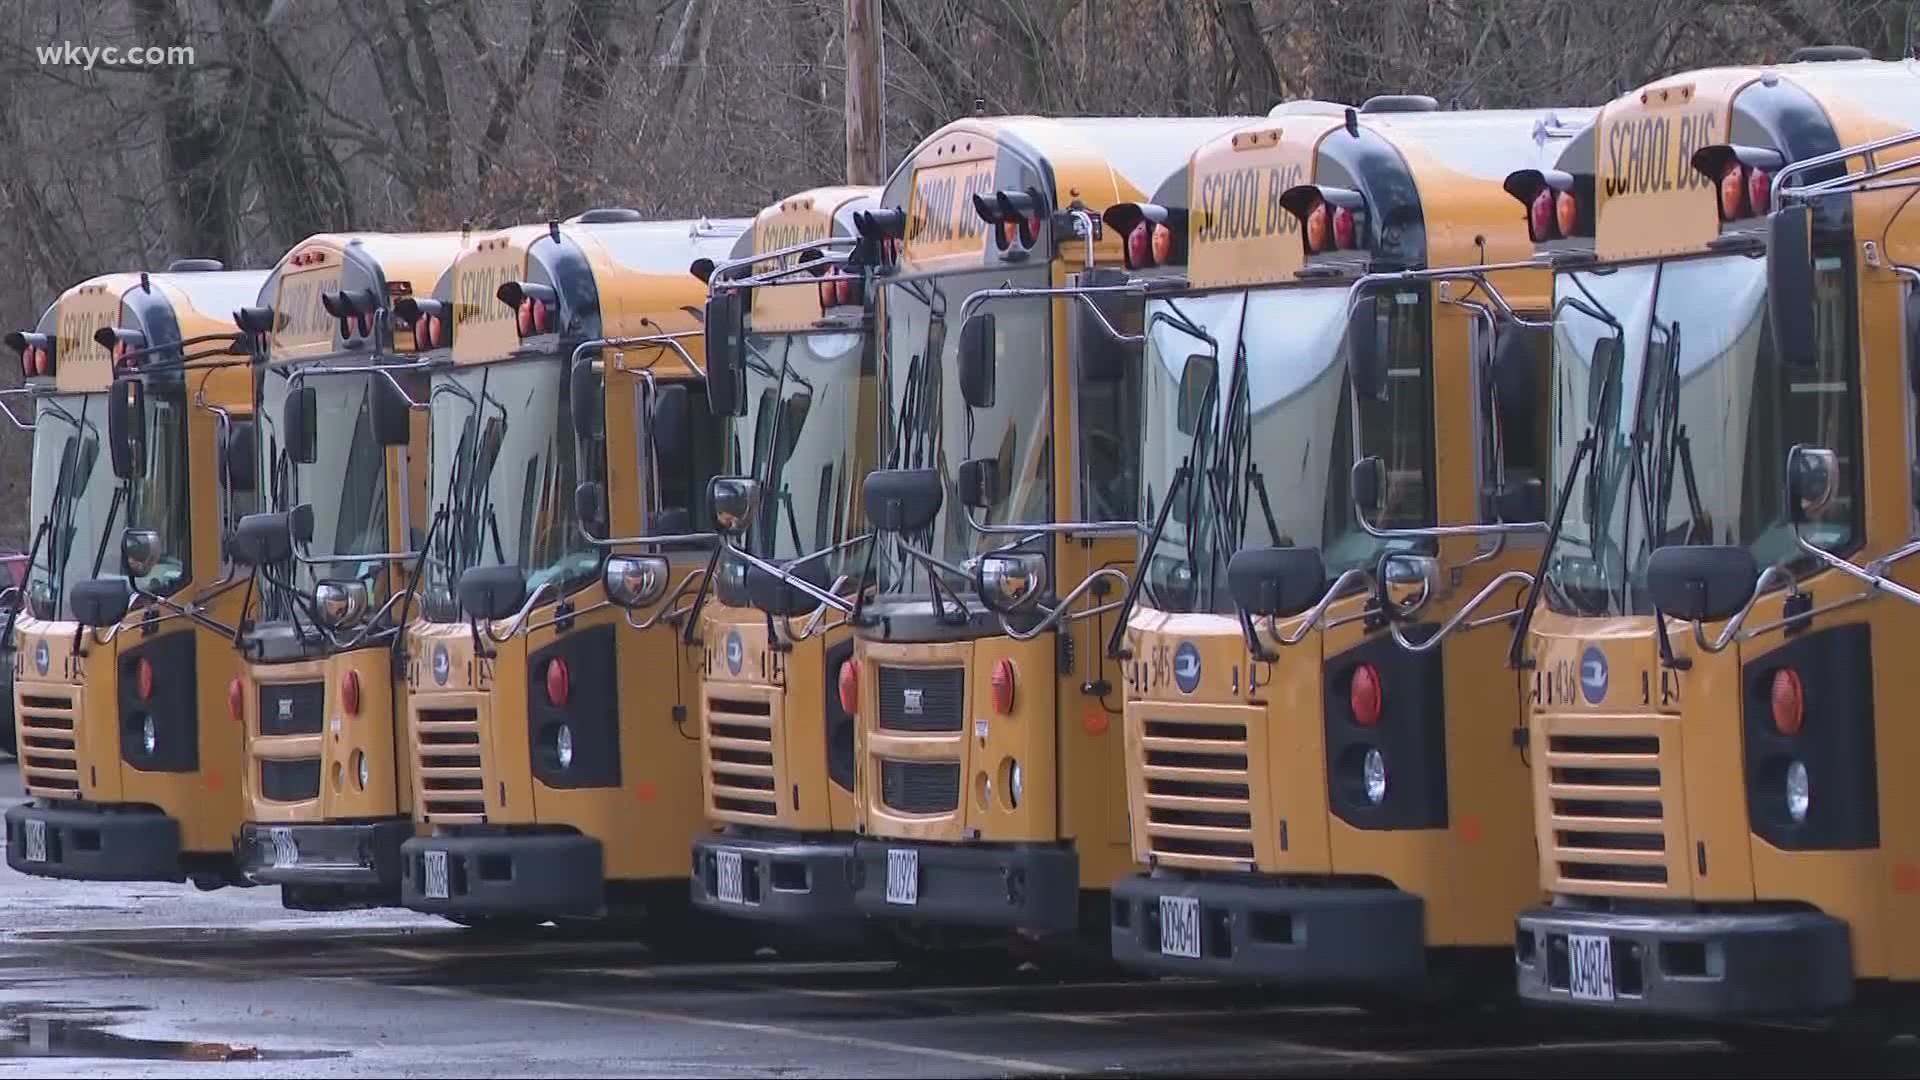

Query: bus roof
[260,232,470,365]
[740,186,882,334]
[19,268,269,394]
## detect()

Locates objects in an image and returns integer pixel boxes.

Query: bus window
[1482,322,1552,521]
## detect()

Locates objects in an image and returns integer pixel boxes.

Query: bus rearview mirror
[1348,294,1386,401]
[371,373,412,447]
[1350,456,1386,517]
[652,383,690,467]
[108,377,146,480]
[285,384,318,465]
[1645,545,1757,623]
[1228,545,1326,619]
[1766,204,1818,368]
[703,291,747,418]
[959,313,996,409]
[574,480,607,539]
[571,359,604,440]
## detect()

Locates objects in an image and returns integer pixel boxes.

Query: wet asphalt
[0,763,1911,1078]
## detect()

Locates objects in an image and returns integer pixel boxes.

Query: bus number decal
[1531,660,1581,708]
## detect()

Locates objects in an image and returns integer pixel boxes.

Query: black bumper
[850,839,1080,935]
[692,834,861,924]
[1515,905,1854,1017]
[236,819,413,890]
[399,833,603,918]
[4,802,183,882]
[1110,872,1426,983]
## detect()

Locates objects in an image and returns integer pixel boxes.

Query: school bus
[2,262,267,886]
[686,187,883,930]
[1096,99,1589,996]
[398,212,748,926]
[222,234,464,908]
[775,116,1254,956]
[1507,50,1920,1040]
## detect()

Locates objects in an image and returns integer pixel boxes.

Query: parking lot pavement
[0,762,1911,1078]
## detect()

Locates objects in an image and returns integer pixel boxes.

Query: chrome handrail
[998,566,1130,641]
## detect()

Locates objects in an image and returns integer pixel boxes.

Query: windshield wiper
[1106,463,1188,659]
[1508,429,1596,668]
[87,484,126,581]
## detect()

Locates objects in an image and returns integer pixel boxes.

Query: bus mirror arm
[0,389,35,431]
[1259,568,1375,648]
[995,567,1130,642]
[1784,528,1920,616]
[622,567,709,632]
[484,580,556,644]
[1386,569,1535,654]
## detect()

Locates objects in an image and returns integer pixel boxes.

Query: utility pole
[845,0,884,185]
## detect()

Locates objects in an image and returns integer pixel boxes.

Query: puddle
[0,1017,344,1063]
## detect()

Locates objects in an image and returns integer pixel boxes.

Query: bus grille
[876,666,965,733]
[18,690,81,798]
[704,691,778,819]
[1137,716,1254,865]
[257,681,324,736]
[879,760,959,814]
[1545,731,1672,890]
[415,706,486,822]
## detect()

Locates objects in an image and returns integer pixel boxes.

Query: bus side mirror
[1787,445,1839,523]
[121,529,161,578]
[230,512,293,566]
[457,564,529,622]
[108,377,146,480]
[704,291,747,417]
[748,557,831,618]
[1377,552,1439,621]
[571,359,604,440]
[1767,204,1818,368]
[290,502,315,545]
[864,468,943,533]
[1646,545,1757,623]
[285,384,318,465]
[1588,334,1622,423]
[1348,292,1385,401]
[1497,478,1545,523]
[958,313,996,409]
[222,420,256,493]
[1350,456,1386,518]
[652,383,690,468]
[1228,546,1326,618]
[574,480,606,539]
[709,476,760,534]
[69,578,131,628]
[371,374,412,447]
[956,456,1002,510]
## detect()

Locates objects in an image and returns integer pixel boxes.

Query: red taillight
[1720,161,1748,221]
[134,657,154,701]
[817,278,835,308]
[340,670,362,717]
[837,659,859,716]
[1771,667,1803,736]
[228,676,245,722]
[1028,212,1044,246]
[1555,190,1579,238]
[546,657,570,707]
[841,277,863,307]
[532,300,551,334]
[1000,219,1019,249]
[517,299,534,337]
[1150,221,1173,265]
[1332,206,1355,249]
[355,312,372,339]
[1748,167,1773,216]
[22,346,37,377]
[1349,663,1383,727]
[991,658,1016,715]
[1305,201,1330,253]
[1530,188,1557,242]
[1126,221,1151,269]
[113,340,130,368]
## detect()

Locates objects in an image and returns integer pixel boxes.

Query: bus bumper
[399,832,603,918]
[691,834,860,923]
[236,819,412,890]
[850,839,1080,935]
[1109,872,1426,983]
[1515,906,1853,1017]
[4,802,183,882]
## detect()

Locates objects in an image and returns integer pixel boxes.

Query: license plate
[715,850,745,904]
[1567,933,1616,1001]
[884,848,918,905]
[1158,895,1202,959]
[22,820,46,863]
[269,827,297,869]
[423,850,450,900]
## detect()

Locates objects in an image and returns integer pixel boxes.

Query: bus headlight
[556,724,575,770]
[1786,759,1810,823]
[314,580,370,629]
[1009,760,1023,808]
[1363,748,1387,805]
[977,553,1046,612]
[603,555,669,609]
[141,716,157,755]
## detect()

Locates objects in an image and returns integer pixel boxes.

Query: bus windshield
[257,369,391,619]
[422,356,598,620]
[25,393,116,621]
[1541,252,1859,617]
[1136,283,1434,613]
[736,328,869,578]
[879,265,1051,593]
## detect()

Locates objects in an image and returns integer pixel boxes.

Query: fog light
[556,724,574,770]
[1363,748,1387,805]
[142,716,157,755]
[1786,759,1809,823]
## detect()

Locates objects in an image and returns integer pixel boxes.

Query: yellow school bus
[1102,98,1590,996]
[399,212,748,927]
[223,234,464,908]
[1508,50,1920,1041]
[2,262,267,886]
[686,187,883,930]
[796,115,1253,957]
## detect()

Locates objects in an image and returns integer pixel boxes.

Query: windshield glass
[1542,252,1859,616]
[126,383,192,595]
[257,370,392,620]
[25,393,116,620]
[880,265,1051,589]
[1137,284,1435,613]
[736,328,870,579]
[422,357,599,619]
